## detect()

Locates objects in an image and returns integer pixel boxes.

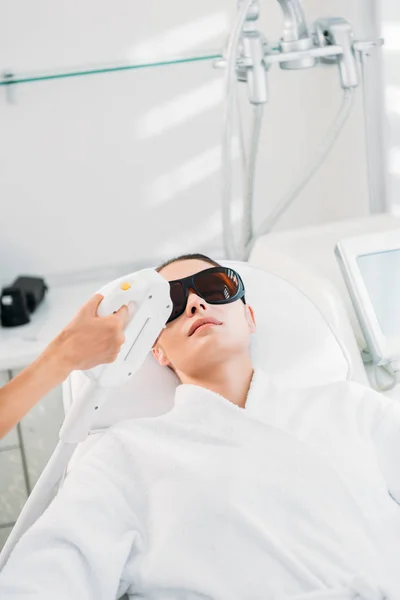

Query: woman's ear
[152,344,170,367]
[245,304,256,334]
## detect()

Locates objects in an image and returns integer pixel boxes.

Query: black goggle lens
[168,281,186,322]
[194,269,239,302]
[167,268,242,323]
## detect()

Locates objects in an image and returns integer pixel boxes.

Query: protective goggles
[167,266,246,324]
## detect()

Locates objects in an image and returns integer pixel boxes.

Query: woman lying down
[0,253,399,600]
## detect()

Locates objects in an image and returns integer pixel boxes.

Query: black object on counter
[1,276,48,327]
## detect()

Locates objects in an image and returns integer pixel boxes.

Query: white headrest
[69,260,351,429]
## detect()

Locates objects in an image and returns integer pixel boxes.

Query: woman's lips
[188,317,222,336]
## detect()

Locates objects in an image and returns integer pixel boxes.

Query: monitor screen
[357,248,400,336]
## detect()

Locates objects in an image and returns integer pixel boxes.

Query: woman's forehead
[159,259,214,282]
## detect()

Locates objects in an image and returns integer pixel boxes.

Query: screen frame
[335,228,400,366]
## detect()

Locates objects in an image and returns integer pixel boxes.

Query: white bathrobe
[0,370,399,599]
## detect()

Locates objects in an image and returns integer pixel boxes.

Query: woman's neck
[179,355,254,408]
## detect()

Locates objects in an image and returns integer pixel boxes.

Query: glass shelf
[0,54,221,87]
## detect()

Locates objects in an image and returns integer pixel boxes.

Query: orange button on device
[121,282,131,291]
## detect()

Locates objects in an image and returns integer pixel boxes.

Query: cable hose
[242,103,264,258]
[246,88,356,257]
[221,0,256,259]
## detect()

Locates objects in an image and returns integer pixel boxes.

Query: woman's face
[152,259,256,379]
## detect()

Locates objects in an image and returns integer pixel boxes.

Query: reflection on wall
[137,79,223,138]
[129,13,229,62]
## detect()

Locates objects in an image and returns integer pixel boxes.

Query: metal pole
[358,0,388,214]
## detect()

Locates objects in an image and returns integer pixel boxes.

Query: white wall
[381,0,400,210]
[0,0,379,284]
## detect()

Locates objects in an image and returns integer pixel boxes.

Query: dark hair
[156,253,221,273]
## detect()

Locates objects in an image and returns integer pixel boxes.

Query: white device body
[336,228,400,367]
[58,269,172,444]
[85,268,172,387]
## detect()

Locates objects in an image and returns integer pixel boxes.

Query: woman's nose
[186,290,206,315]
